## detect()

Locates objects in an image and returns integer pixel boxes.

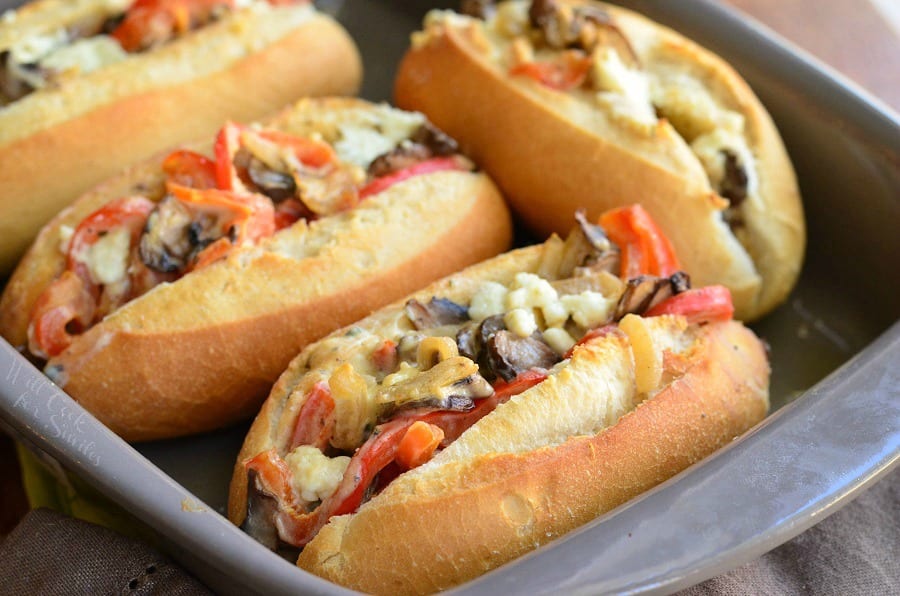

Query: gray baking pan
[1,1,898,594]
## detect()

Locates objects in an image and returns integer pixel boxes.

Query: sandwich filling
[240,206,736,551]
[27,104,469,360]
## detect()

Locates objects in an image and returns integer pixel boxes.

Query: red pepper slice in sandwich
[29,197,156,358]
[162,150,217,189]
[599,204,680,279]
[245,369,548,546]
[644,285,734,325]
[358,157,466,199]
[509,51,593,91]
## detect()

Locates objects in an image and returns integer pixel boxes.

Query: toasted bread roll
[0,0,362,276]
[394,0,805,321]
[228,214,769,594]
[0,97,512,441]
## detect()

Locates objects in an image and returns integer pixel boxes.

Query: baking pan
[1,0,898,594]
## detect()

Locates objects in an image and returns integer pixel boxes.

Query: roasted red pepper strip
[491,369,548,402]
[112,0,236,52]
[644,285,734,325]
[214,121,248,192]
[162,150,217,189]
[254,129,337,169]
[28,271,97,359]
[509,51,593,91]
[64,196,156,278]
[256,367,550,547]
[167,183,275,247]
[358,157,465,199]
[339,369,547,509]
[244,448,296,508]
[599,205,680,279]
[29,197,162,358]
[289,382,336,451]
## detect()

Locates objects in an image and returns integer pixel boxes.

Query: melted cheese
[285,446,350,504]
[72,226,130,285]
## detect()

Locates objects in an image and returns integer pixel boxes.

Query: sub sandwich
[0,0,362,275]
[0,97,512,441]
[229,205,770,594]
[395,0,805,321]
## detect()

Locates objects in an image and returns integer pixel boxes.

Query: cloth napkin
[0,470,896,595]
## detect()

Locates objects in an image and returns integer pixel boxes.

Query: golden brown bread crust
[0,98,513,441]
[0,3,362,276]
[394,1,804,321]
[296,319,769,594]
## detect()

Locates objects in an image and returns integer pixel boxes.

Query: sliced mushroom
[409,121,460,157]
[556,213,620,279]
[376,356,493,418]
[613,272,691,320]
[720,149,750,232]
[487,330,560,382]
[670,271,691,294]
[241,469,281,551]
[294,166,359,216]
[456,321,480,363]
[574,210,611,252]
[139,196,196,272]
[248,157,296,202]
[530,0,576,49]
[1,53,38,104]
[367,122,459,178]
[367,142,432,178]
[405,298,469,330]
[578,6,640,67]
[614,275,670,319]
[461,0,496,19]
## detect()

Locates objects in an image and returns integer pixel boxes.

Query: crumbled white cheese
[72,227,131,286]
[9,30,67,64]
[560,291,615,329]
[469,272,615,338]
[40,35,127,78]
[333,106,425,167]
[543,327,576,355]
[468,281,508,321]
[591,47,656,125]
[504,273,570,328]
[284,446,350,504]
[504,308,537,338]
